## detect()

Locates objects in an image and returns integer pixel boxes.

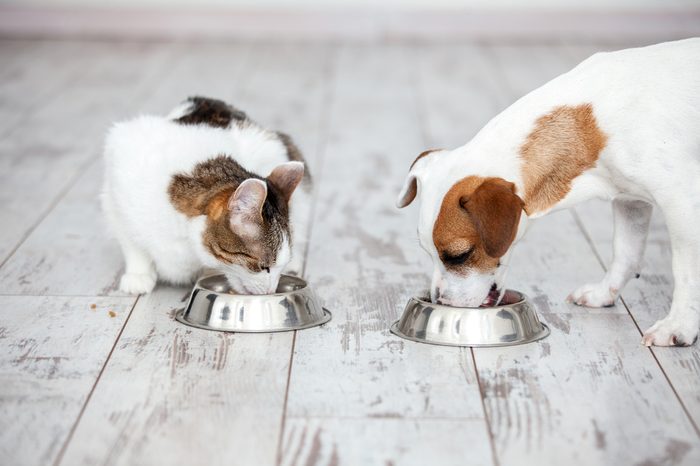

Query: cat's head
[170,160,305,294]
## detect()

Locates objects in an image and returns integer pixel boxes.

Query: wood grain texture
[280,418,493,466]
[282,44,493,465]
[476,212,700,465]
[574,200,700,430]
[0,295,134,466]
[60,286,294,466]
[0,42,174,266]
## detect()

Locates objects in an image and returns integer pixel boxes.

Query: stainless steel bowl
[391,290,549,347]
[176,274,331,332]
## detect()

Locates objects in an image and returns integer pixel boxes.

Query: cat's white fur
[102,109,310,295]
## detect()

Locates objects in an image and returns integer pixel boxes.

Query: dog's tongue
[480,285,501,307]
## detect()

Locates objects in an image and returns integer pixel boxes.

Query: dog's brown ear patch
[461,178,523,258]
[433,176,523,272]
[520,103,607,214]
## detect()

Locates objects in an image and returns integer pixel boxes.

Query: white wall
[2,0,699,11]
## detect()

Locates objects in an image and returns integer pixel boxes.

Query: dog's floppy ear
[396,149,442,208]
[397,173,419,208]
[461,178,524,258]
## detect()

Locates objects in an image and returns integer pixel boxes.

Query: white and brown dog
[397,38,700,347]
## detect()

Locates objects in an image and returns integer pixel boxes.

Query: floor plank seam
[0,155,99,270]
[469,348,501,466]
[406,45,433,148]
[51,294,141,466]
[299,44,337,272]
[0,46,181,276]
[644,336,700,439]
[411,43,500,464]
[274,44,337,465]
[275,331,297,466]
[571,208,700,437]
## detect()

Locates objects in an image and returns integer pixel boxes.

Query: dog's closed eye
[442,247,474,266]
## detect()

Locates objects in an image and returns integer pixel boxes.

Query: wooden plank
[413,44,508,149]
[0,295,135,466]
[466,45,700,465]
[280,418,493,466]
[60,43,334,465]
[0,41,174,266]
[283,44,493,464]
[574,200,700,429]
[0,160,128,297]
[0,40,94,135]
[60,286,294,466]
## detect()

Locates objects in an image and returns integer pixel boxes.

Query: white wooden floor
[1,39,699,466]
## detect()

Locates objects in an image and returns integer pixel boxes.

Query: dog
[396,38,700,347]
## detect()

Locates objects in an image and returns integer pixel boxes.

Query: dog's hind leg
[568,198,652,308]
[641,200,700,346]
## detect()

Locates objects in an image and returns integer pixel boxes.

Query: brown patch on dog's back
[433,177,523,273]
[174,96,247,129]
[519,103,607,214]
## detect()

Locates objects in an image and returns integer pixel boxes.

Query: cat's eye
[442,247,474,266]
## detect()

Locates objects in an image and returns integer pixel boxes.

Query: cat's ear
[229,179,267,237]
[267,161,304,202]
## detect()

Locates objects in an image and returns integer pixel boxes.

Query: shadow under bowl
[176,274,331,333]
[390,290,549,347]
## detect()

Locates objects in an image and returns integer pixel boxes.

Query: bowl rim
[410,289,526,309]
[176,308,332,333]
[194,273,308,298]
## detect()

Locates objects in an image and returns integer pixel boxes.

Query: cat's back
[104,114,236,180]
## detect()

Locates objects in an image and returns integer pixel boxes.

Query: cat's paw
[119,272,157,295]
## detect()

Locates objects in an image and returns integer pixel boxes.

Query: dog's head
[397,150,525,307]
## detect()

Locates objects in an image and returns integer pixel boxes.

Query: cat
[102,97,311,295]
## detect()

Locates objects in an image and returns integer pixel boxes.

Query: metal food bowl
[176,274,331,333]
[391,290,549,347]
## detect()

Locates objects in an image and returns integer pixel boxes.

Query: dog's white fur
[399,38,700,346]
[102,108,310,295]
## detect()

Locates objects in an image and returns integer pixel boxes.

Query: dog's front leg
[642,212,700,346]
[568,198,652,307]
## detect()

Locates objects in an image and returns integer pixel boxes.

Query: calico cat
[102,97,311,295]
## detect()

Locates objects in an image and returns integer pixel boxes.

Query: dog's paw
[567,282,617,308]
[119,272,157,295]
[642,318,699,347]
